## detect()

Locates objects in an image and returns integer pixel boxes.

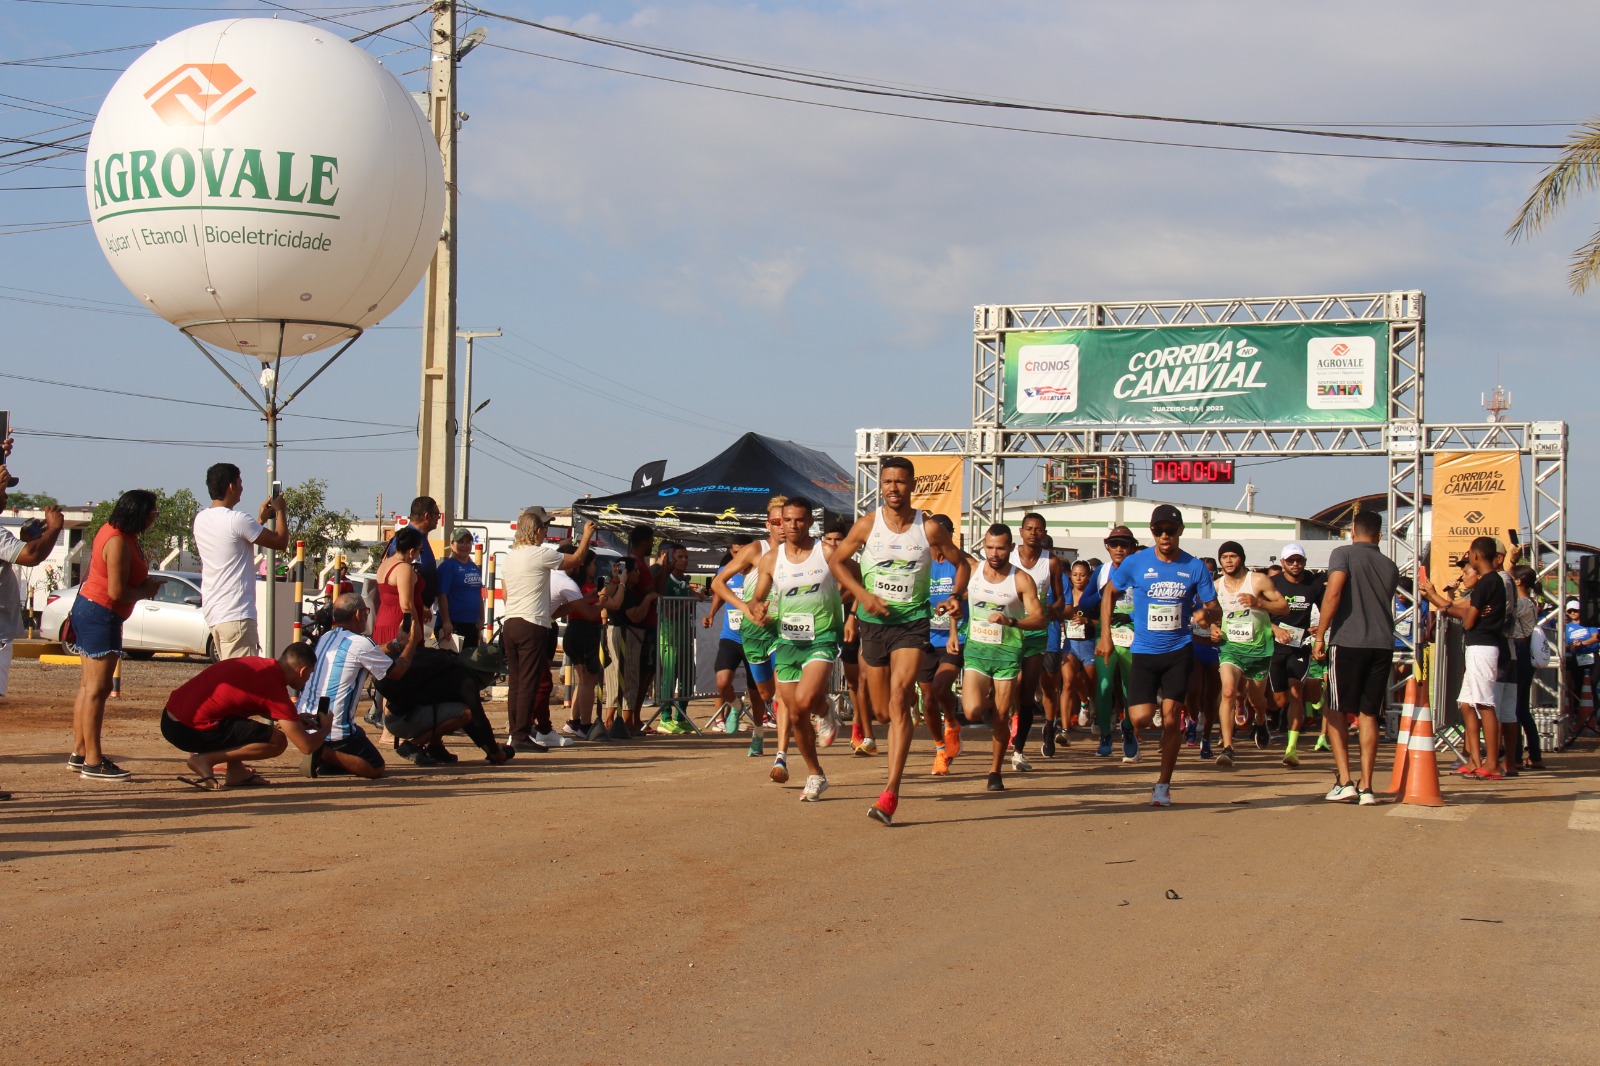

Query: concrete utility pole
[417,0,458,540]
[456,328,499,520]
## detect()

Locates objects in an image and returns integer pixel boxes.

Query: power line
[468,7,1565,154]
[17,426,411,445]
[472,426,624,487]
[7,0,418,9]
[0,370,414,428]
[468,37,1557,167]
[472,439,592,496]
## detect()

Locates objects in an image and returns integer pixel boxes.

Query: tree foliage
[86,487,200,565]
[1507,120,1600,293]
[83,478,357,569]
[6,491,59,510]
[280,477,359,563]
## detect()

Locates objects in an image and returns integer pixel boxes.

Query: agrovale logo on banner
[1016,343,1079,414]
[1306,336,1376,410]
[144,63,256,126]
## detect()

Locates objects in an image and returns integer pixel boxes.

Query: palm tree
[1508,121,1600,293]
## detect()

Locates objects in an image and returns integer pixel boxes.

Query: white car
[41,570,215,660]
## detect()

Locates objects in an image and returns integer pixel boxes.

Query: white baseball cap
[1280,543,1306,561]
[1568,599,1581,611]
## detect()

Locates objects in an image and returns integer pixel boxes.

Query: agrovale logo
[144,64,256,126]
[1464,510,1485,524]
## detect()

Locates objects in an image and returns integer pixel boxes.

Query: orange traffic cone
[1401,698,1446,807]
[1385,676,1416,795]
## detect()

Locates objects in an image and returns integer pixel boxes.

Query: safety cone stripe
[1401,697,1446,807]
[1384,678,1417,796]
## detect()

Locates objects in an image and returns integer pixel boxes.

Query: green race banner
[1001,321,1390,425]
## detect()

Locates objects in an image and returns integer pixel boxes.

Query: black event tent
[572,432,853,573]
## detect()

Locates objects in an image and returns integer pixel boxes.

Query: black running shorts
[1128,647,1195,708]
[859,618,931,668]
[1328,645,1392,718]
[1268,645,1312,694]
[715,638,746,674]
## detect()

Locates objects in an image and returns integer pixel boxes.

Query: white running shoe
[1077,708,1091,727]
[1324,780,1358,803]
[814,708,841,749]
[533,730,573,749]
[800,775,830,802]
[1150,783,1173,807]
[1010,749,1033,772]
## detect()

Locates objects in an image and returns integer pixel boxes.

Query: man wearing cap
[1097,505,1220,807]
[1093,525,1140,761]
[1268,544,1325,768]
[1563,600,1600,735]
[436,529,484,651]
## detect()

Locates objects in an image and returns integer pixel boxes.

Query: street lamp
[461,397,491,519]
[456,327,500,520]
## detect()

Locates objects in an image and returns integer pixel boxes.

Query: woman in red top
[69,489,163,780]
[372,526,426,645]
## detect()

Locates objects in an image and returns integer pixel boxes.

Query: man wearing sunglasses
[1097,505,1220,807]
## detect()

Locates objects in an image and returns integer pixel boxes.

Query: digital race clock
[1149,459,1236,485]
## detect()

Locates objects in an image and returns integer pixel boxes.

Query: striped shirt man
[297,628,394,741]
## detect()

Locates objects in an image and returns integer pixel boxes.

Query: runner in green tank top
[1211,541,1289,769]
[829,456,969,827]
[748,496,842,802]
[712,497,789,761]
[951,523,1045,794]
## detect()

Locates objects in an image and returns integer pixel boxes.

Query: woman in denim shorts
[69,489,163,780]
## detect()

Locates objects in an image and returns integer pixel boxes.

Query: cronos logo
[1015,342,1079,414]
[144,64,256,126]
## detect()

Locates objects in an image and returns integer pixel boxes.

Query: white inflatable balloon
[86,19,444,358]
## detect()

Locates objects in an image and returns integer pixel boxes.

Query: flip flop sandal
[177,775,223,791]
[235,771,271,787]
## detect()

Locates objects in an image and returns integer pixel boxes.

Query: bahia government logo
[1015,342,1079,414]
[1306,336,1375,410]
[144,64,256,126]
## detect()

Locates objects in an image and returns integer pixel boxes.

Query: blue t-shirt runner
[720,573,746,644]
[928,557,961,651]
[1109,547,1217,656]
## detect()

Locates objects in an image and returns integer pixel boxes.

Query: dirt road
[1,658,1595,1064]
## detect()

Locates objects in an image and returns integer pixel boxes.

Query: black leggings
[1012,698,1040,752]
[1511,639,1541,764]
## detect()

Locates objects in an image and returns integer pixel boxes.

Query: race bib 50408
[970,620,1004,645]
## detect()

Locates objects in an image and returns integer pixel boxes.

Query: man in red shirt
[160,642,328,789]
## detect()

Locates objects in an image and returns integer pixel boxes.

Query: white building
[1000,496,1346,568]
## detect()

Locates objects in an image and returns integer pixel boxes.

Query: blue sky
[2,0,1596,539]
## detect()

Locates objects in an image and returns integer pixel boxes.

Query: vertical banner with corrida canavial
[909,456,964,531]
[1430,451,1521,578]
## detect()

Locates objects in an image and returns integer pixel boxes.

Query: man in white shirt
[193,463,289,659]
